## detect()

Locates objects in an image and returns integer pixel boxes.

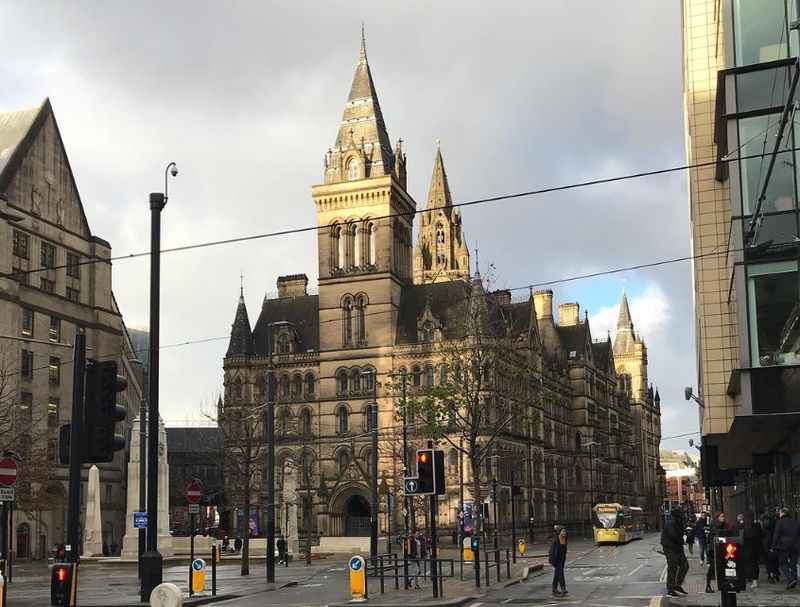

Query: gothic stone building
[221,40,663,540]
[0,99,144,557]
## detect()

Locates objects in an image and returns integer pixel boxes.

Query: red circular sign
[186,480,202,504]
[0,458,18,487]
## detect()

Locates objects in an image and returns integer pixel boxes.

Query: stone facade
[222,39,663,539]
[0,99,143,557]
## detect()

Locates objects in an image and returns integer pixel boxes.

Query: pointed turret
[226,287,253,357]
[426,144,454,215]
[613,290,638,355]
[325,29,394,183]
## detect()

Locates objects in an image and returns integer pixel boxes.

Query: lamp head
[170,164,179,177]
[684,386,693,401]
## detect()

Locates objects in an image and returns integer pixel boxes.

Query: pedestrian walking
[685,521,696,555]
[706,512,731,593]
[661,507,689,597]
[771,507,799,589]
[548,525,568,596]
[233,536,242,553]
[695,514,708,564]
[277,535,288,566]
[761,512,780,583]
[740,510,762,589]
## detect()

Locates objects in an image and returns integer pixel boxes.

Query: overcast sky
[1,1,700,450]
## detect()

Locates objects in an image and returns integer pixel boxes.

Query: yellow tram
[592,503,645,544]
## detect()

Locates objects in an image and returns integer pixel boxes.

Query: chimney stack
[558,302,580,327]
[533,289,553,319]
[277,274,308,298]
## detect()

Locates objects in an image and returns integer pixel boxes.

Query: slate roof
[558,324,589,359]
[396,280,470,343]
[251,294,320,355]
[226,291,253,357]
[591,340,614,373]
[0,105,39,179]
[166,427,223,454]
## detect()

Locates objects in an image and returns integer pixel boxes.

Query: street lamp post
[266,371,276,584]
[367,371,379,560]
[141,162,177,602]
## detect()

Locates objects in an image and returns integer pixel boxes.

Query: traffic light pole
[65,333,86,607]
[370,380,378,560]
[401,374,409,589]
[427,440,439,599]
[138,401,147,579]
[510,470,517,563]
[141,191,166,601]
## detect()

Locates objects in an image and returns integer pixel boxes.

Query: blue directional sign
[133,511,148,529]
[349,556,363,571]
[192,559,206,571]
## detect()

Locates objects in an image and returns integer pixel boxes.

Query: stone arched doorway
[344,495,370,537]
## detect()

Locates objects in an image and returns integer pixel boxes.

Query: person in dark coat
[740,511,762,589]
[661,508,689,597]
[548,526,568,596]
[706,512,731,593]
[771,507,799,589]
[761,512,780,582]
[276,535,288,566]
[695,514,709,564]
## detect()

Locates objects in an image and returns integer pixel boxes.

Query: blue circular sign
[192,559,205,571]
[349,557,362,571]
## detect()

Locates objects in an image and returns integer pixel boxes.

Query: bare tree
[209,395,264,576]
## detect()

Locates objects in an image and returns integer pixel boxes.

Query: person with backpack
[548,525,568,597]
[771,507,799,589]
[276,535,288,566]
[695,514,709,564]
[740,510,762,589]
[661,508,689,597]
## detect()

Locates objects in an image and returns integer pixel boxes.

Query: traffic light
[58,423,72,465]
[51,563,70,605]
[416,449,435,493]
[84,360,127,463]
[720,538,745,592]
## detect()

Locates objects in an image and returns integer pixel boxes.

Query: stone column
[82,465,103,557]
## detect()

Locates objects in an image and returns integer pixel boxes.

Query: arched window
[439,364,448,384]
[425,365,435,387]
[337,449,350,474]
[352,224,361,266]
[337,370,348,395]
[277,407,290,435]
[412,366,421,387]
[356,295,366,344]
[362,368,375,394]
[347,159,359,181]
[300,409,312,437]
[280,375,290,400]
[291,375,302,399]
[337,406,349,434]
[421,321,433,342]
[276,334,290,354]
[342,298,353,346]
[305,373,315,397]
[368,223,377,265]
[350,369,361,394]
[334,225,344,270]
[365,404,376,431]
[301,451,313,484]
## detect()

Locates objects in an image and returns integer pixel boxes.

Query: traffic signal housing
[84,360,128,463]
[719,538,745,592]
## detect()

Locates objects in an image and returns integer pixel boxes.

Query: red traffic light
[725,542,737,559]
[419,452,429,463]
[57,566,67,582]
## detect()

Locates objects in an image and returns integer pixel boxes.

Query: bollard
[496,548,501,582]
[149,582,183,607]
[506,549,511,579]
[393,553,399,590]
[438,561,443,598]
[211,545,217,597]
[484,546,490,586]
[379,556,385,595]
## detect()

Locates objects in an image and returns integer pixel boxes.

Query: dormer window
[347,159,359,181]
[277,334,291,354]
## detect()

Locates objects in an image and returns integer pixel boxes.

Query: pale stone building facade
[222,39,663,539]
[0,99,143,557]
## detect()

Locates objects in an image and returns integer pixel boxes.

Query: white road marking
[648,597,663,607]
[659,564,667,582]
[628,563,645,576]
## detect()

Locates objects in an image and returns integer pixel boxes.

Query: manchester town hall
[222,38,664,547]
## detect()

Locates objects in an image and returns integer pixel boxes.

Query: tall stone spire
[617,291,634,330]
[613,291,640,355]
[324,28,394,184]
[226,288,253,357]
[413,144,470,284]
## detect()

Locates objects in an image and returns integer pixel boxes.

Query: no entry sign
[186,480,202,504]
[0,458,18,487]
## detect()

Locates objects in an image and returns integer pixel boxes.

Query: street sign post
[0,488,14,502]
[188,504,200,514]
[0,459,18,487]
[348,555,367,601]
[186,481,203,597]
[186,481,202,504]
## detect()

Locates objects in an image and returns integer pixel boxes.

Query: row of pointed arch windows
[332,221,377,271]
[335,366,376,397]
[334,446,374,476]
[334,402,377,435]
[342,294,367,346]
[276,406,314,437]
[277,372,316,401]
[396,363,445,389]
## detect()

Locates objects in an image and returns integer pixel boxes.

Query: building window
[48,398,60,428]
[337,406,349,434]
[748,261,800,366]
[291,375,302,399]
[49,317,60,342]
[66,287,80,302]
[66,252,81,278]
[412,366,421,387]
[337,450,350,474]
[300,409,312,437]
[425,365,435,387]
[362,369,375,394]
[49,357,61,385]
[365,405,376,431]
[19,392,32,424]
[304,373,315,397]
[12,230,30,259]
[41,242,56,268]
[342,298,353,346]
[733,0,792,67]
[40,277,55,293]
[301,452,313,484]
[281,375,290,400]
[336,226,344,269]
[337,371,348,395]
[21,309,33,337]
[352,224,361,267]
[356,295,366,343]
[347,159,359,181]
[350,369,361,394]
[368,223,377,266]
[21,350,33,380]
[277,408,290,435]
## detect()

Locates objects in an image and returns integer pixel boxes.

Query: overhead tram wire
[11,144,800,280]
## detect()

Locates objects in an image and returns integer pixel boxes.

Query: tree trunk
[241,487,250,576]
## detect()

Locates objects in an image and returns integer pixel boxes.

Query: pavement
[666,547,800,607]
[8,533,800,607]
